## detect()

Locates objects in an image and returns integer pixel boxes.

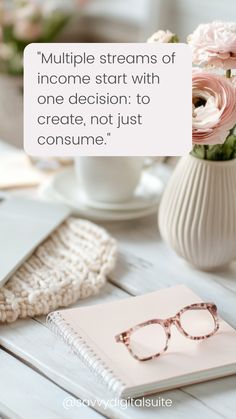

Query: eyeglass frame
[115,302,219,361]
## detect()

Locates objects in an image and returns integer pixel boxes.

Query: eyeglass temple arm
[115,333,124,343]
[186,303,216,309]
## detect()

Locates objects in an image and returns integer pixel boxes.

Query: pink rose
[147,30,178,43]
[188,21,236,69]
[192,71,236,145]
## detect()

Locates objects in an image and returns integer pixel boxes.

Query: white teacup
[75,157,144,203]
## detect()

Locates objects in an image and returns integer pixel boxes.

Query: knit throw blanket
[0,217,117,323]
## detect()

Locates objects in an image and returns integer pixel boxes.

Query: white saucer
[39,168,164,221]
[80,171,163,211]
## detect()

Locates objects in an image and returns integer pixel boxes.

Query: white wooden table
[0,143,236,419]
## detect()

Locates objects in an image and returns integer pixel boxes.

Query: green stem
[226,69,231,78]
[204,145,208,159]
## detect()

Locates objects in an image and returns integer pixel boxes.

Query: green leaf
[41,13,70,42]
[170,35,179,43]
[191,126,236,161]
[191,145,206,159]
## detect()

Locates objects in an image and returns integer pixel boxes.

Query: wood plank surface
[0,281,235,418]
[0,348,101,419]
[105,215,236,326]
[0,140,236,418]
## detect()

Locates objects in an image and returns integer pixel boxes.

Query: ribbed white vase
[159,154,236,270]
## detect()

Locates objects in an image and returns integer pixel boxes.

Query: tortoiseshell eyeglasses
[115,303,219,361]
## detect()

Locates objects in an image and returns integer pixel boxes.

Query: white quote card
[24,43,192,157]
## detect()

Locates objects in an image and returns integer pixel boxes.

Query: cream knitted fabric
[0,217,117,323]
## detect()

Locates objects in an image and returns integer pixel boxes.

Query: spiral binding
[46,311,126,397]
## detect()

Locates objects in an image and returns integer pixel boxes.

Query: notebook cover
[0,196,70,286]
[48,285,236,398]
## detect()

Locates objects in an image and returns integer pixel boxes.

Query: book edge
[122,363,236,399]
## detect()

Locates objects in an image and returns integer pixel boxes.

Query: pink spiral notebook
[47,285,236,399]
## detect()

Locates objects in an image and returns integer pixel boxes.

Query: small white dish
[39,168,164,221]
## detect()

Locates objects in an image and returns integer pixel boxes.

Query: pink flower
[231,76,236,87]
[14,20,43,41]
[13,2,43,41]
[147,30,178,43]
[192,71,236,145]
[188,21,236,69]
[14,3,42,21]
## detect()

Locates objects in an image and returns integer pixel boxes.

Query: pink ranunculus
[147,30,177,43]
[192,71,236,145]
[231,76,236,87]
[188,21,236,69]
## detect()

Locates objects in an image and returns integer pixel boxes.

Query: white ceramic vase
[158,154,236,270]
